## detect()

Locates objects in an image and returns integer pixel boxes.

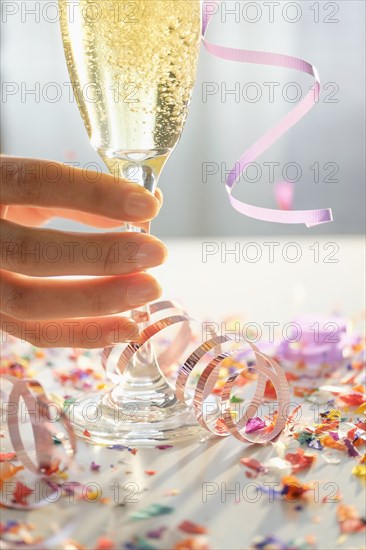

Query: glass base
[72,150,209,447]
[70,391,210,447]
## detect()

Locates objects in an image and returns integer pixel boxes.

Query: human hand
[0,156,167,348]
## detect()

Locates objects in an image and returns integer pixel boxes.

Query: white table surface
[1,236,365,550]
[155,236,365,325]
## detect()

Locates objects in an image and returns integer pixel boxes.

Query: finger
[155,188,163,206]
[4,206,124,228]
[139,188,163,233]
[4,186,163,228]
[0,312,139,348]
[0,156,160,223]
[1,271,162,321]
[1,219,167,276]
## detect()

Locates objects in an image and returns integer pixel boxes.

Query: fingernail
[127,278,161,306]
[135,241,167,268]
[125,191,157,218]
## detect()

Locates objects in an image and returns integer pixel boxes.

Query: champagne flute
[59,0,202,444]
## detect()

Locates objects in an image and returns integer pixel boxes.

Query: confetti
[251,534,317,549]
[174,538,210,550]
[146,527,167,539]
[356,402,366,414]
[95,537,116,550]
[125,537,157,550]
[281,476,310,502]
[240,457,268,476]
[0,520,42,546]
[245,417,266,433]
[130,504,174,520]
[178,520,207,534]
[55,367,103,391]
[337,503,366,534]
[284,449,316,473]
[230,395,244,403]
[0,462,24,488]
[214,418,229,434]
[344,438,360,457]
[12,482,34,505]
[307,439,323,451]
[318,436,345,451]
[339,394,365,407]
[352,464,366,478]
[107,444,128,451]
[0,453,16,462]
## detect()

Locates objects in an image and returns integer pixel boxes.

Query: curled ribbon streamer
[2,376,76,474]
[1,378,78,544]
[184,339,290,443]
[102,301,290,444]
[102,301,194,377]
[201,0,333,227]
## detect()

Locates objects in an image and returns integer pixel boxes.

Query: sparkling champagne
[59,0,201,174]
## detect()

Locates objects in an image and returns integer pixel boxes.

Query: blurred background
[1,0,365,238]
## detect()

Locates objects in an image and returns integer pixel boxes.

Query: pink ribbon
[2,376,76,475]
[202,0,333,227]
[102,301,291,444]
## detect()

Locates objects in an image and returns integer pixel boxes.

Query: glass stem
[125,222,160,384]
[105,156,175,405]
